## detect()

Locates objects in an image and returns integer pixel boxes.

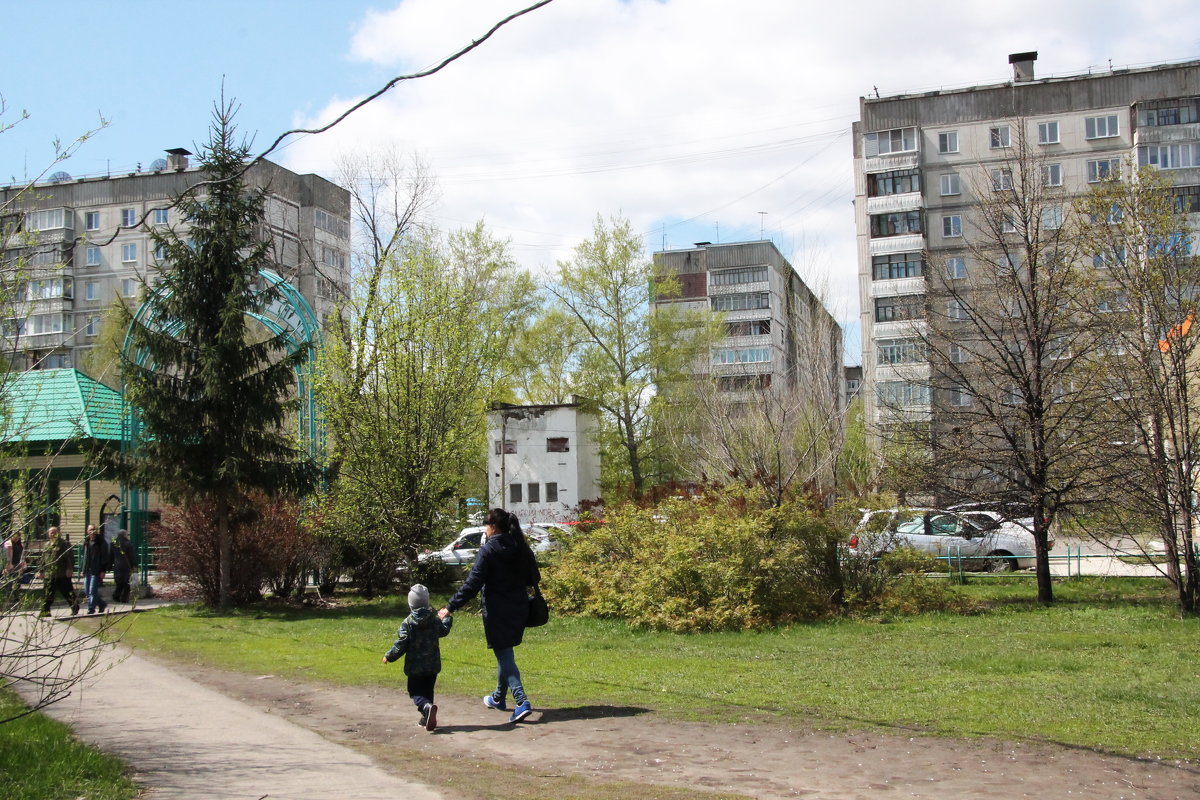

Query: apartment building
[0,150,350,372]
[854,53,1200,429]
[653,240,842,396]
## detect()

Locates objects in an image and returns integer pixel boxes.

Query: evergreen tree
[111,101,317,606]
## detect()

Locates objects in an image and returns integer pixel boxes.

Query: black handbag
[526,585,549,627]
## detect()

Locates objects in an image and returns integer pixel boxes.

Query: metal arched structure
[118,269,322,576]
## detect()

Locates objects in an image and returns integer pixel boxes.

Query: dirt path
[174,661,1199,800]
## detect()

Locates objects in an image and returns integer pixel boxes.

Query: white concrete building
[487,401,601,522]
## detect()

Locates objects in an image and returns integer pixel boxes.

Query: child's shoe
[483,694,507,711]
[424,703,438,732]
[509,701,532,723]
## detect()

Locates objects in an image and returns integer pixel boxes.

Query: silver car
[419,524,555,568]
[850,508,1045,571]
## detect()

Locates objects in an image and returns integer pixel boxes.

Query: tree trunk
[217,505,231,608]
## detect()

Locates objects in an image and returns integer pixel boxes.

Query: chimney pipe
[1009,51,1038,83]
[165,147,192,171]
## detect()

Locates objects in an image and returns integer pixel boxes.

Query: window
[725,318,771,336]
[946,256,967,280]
[876,337,926,365]
[712,347,771,364]
[873,295,922,323]
[1141,102,1199,127]
[29,278,71,300]
[314,209,350,239]
[710,266,768,286]
[942,215,962,238]
[84,211,100,231]
[947,300,969,321]
[1041,206,1063,230]
[85,281,98,301]
[493,439,517,455]
[527,483,540,504]
[121,278,137,298]
[1001,216,1016,233]
[85,246,101,267]
[950,387,972,407]
[1138,143,1200,170]
[869,210,923,238]
[989,126,1011,148]
[1085,114,1120,139]
[876,380,930,408]
[1037,121,1060,144]
[546,437,569,453]
[1043,163,1063,187]
[1087,158,1121,183]
[939,173,961,196]
[938,131,958,154]
[1093,248,1126,270]
[43,354,71,369]
[991,169,1013,191]
[1002,385,1024,406]
[867,168,920,197]
[865,127,917,156]
[320,246,347,271]
[1098,292,1129,313]
[509,483,522,503]
[120,243,137,263]
[546,483,558,504]
[717,374,772,391]
[30,313,65,335]
[23,208,72,231]
[155,244,166,261]
[152,208,169,226]
[711,292,770,312]
[1172,186,1200,213]
[84,315,98,337]
[121,208,136,228]
[949,343,968,363]
[872,252,922,280]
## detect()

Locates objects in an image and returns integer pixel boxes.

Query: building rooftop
[1,369,124,443]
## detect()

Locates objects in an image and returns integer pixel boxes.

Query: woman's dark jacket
[81,537,110,577]
[447,533,540,650]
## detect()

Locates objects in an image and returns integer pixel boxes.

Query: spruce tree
[114,101,316,606]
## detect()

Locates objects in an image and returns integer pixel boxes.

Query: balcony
[869,234,925,256]
[866,192,923,215]
[863,152,919,174]
[1134,123,1200,145]
[869,277,925,298]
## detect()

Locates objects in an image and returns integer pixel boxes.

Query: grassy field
[111,577,1200,760]
[0,689,138,800]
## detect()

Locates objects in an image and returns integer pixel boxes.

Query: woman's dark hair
[484,508,539,577]
[483,507,510,531]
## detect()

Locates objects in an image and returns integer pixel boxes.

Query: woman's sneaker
[509,701,532,723]
[483,694,507,711]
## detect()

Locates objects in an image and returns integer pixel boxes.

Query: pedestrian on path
[110,529,138,603]
[439,507,539,724]
[39,526,79,617]
[383,583,452,731]
[82,524,110,614]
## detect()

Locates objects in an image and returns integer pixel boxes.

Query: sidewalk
[4,612,444,800]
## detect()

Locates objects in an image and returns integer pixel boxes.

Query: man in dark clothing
[110,529,138,603]
[40,527,79,617]
[81,524,110,614]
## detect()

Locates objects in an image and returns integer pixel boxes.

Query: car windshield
[894,516,924,535]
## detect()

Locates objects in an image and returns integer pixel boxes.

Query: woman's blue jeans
[492,646,528,706]
[84,574,105,612]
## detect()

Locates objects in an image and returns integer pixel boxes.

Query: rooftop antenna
[758,211,767,240]
[715,221,720,243]
[661,222,666,252]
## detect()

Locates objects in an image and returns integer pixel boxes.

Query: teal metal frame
[119,269,322,583]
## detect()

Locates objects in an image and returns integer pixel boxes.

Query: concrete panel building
[0,151,350,373]
[853,54,1200,430]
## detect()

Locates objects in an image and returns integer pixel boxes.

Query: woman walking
[438,508,540,723]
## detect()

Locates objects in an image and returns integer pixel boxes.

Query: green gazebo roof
[1,369,124,443]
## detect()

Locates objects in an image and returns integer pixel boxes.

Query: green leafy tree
[549,214,710,499]
[315,222,534,592]
[110,101,317,607]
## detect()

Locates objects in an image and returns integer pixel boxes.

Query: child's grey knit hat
[408,583,430,609]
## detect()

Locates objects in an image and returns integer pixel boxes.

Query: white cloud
[281,0,1200,361]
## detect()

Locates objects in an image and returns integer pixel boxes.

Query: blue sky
[6,0,1200,366]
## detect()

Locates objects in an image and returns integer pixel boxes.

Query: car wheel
[982,551,1018,572]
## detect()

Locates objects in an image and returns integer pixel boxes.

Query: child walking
[382,584,453,731]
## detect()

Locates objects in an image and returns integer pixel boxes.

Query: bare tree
[887,123,1119,602]
[1077,166,1200,615]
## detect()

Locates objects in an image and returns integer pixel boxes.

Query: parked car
[849,507,1047,571]
[418,524,556,568]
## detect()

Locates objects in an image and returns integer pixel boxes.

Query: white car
[849,508,1046,571]
[419,524,556,567]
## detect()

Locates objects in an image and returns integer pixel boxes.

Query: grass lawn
[0,688,138,800]
[111,576,1200,760]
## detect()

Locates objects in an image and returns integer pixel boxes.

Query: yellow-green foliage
[544,488,839,632]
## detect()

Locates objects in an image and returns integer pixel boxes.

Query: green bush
[544,488,843,631]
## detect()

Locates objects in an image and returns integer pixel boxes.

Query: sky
[5,0,1200,365]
